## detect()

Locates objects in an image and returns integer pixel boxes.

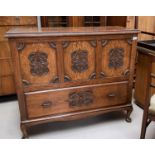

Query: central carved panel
[69,90,93,107]
[28,51,49,76]
[109,48,124,69]
[71,50,88,73]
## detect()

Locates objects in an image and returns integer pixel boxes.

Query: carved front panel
[101,40,131,77]
[109,48,124,69]
[28,51,49,76]
[71,50,88,73]
[18,42,57,86]
[63,41,96,81]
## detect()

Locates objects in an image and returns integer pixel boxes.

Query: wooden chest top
[5,26,139,38]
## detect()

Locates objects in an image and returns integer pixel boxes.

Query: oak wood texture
[136,16,155,40]
[0,16,37,96]
[6,26,138,138]
[135,45,155,108]
[0,16,37,26]
[135,47,155,138]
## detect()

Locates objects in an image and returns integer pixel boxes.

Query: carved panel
[69,90,93,107]
[28,51,49,76]
[109,48,124,69]
[71,50,88,73]
[63,41,95,81]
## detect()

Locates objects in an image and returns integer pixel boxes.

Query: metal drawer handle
[107,93,116,97]
[41,101,52,108]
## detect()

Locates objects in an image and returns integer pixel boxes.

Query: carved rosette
[62,41,70,48]
[16,42,25,52]
[109,48,124,69]
[71,50,88,73]
[28,51,49,76]
[89,40,97,47]
[69,90,93,107]
[49,42,56,49]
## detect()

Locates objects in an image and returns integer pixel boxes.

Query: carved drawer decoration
[69,90,93,107]
[109,48,124,69]
[28,51,49,76]
[71,50,88,73]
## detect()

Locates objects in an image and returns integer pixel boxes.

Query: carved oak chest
[6,27,139,138]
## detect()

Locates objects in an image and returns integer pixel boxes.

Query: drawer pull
[107,93,116,97]
[41,101,52,108]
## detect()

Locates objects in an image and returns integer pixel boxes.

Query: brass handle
[107,93,116,97]
[41,101,52,108]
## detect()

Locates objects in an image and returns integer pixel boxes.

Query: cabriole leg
[125,107,133,123]
[21,124,28,139]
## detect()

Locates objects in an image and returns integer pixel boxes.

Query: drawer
[26,82,128,119]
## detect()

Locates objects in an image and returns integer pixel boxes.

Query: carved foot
[125,108,133,123]
[21,124,28,139]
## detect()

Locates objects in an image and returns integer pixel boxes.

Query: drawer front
[26,82,128,119]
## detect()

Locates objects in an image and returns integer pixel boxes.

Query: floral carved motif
[71,50,88,73]
[69,91,93,107]
[16,42,25,52]
[109,48,124,69]
[28,51,49,76]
